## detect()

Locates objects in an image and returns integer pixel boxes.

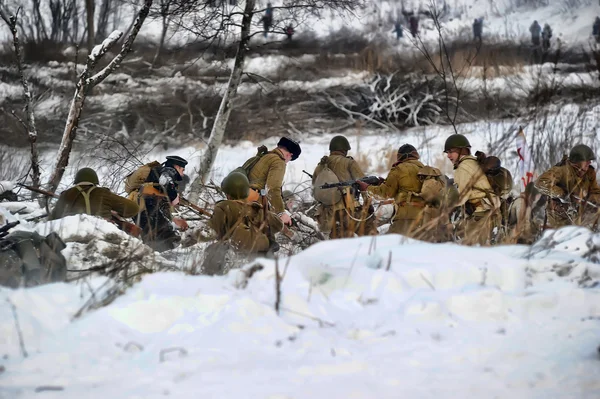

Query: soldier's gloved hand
[356,180,369,191]
[173,217,189,231]
[279,211,293,226]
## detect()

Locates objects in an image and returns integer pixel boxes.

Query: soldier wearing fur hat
[137,155,189,252]
[49,167,139,221]
[312,135,377,238]
[246,137,301,226]
[535,144,600,229]
[209,172,283,253]
[357,144,426,236]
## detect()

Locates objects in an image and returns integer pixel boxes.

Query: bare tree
[85,0,95,52]
[47,0,153,193]
[184,0,361,202]
[151,0,175,68]
[0,7,41,190]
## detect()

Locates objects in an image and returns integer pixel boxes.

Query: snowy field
[1,226,600,398]
[2,110,600,397]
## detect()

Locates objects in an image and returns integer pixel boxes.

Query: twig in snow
[275,257,281,315]
[6,298,28,358]
[385,251,392,272]
[420,273,436,291]
[279,307,335,328]
[344,243,363,287]
[34,386,64,392]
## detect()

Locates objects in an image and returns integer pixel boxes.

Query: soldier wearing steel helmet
[49,167,139,221]
[209,172,283,253]
[535,144,600,229]
[444,134,500,245]
[357,144,426,236]
[312,135,377,238]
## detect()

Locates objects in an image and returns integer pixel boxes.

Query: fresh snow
[1,229,600,397]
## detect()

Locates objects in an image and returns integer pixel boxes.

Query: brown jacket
[209,199,284,253]
[535,163,600,202]
[247,149,287,213]
[49,184,139,221]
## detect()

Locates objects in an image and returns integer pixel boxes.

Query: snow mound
[1,233,599,397]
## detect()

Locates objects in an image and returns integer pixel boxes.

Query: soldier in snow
[245,137,301,227]
[357,144,443,238]
[49,167,139,221]
[209,171,283,253]
[136,155,189,252]
[443,134,501,245]
[312,135,377,238]
[535,144,600,229]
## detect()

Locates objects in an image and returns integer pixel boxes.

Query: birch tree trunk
[187,0,255,203]
[46,0,153,193]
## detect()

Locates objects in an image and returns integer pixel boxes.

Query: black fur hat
[165,155,188,168]
[277,137,301,161]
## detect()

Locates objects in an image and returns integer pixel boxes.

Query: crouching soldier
[49,167,139,221]
[357,144,426,237]
[209,172,283,253]
[136,156,189,252]
[535,144,600,229]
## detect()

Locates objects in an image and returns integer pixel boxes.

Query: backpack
[416,165,446,205]
[230,145,269,178]
[475,151,513,196]
[313,158,342,206]
[124,161,161,194]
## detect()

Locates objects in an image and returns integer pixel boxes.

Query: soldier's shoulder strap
[74,184,97,214]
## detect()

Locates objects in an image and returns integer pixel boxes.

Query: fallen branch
[6,298,28,358]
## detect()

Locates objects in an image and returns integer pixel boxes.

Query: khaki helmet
[443,134,471,153]
[569,144,595,163]
[417,165,442,178]
[329,135,351,152]
[221,172,250,200]
[74,168,99,185]
[282,190,294,200]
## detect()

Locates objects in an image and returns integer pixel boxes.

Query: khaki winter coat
[49,183,139,221]
[247,149,287,213]
[367,158,425,232]
[535,162,600,228]
[209,199,284,253]
[454,155,500,213]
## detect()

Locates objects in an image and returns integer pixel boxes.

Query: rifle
[0,220,20,239]
[571,195,599,209]
[17,183,142,238]
[319,175,383,190]
[179,197,213,217]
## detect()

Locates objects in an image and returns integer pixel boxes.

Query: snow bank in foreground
[1,232,599,397]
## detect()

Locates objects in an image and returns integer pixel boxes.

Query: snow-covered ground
[1,226,600,398]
